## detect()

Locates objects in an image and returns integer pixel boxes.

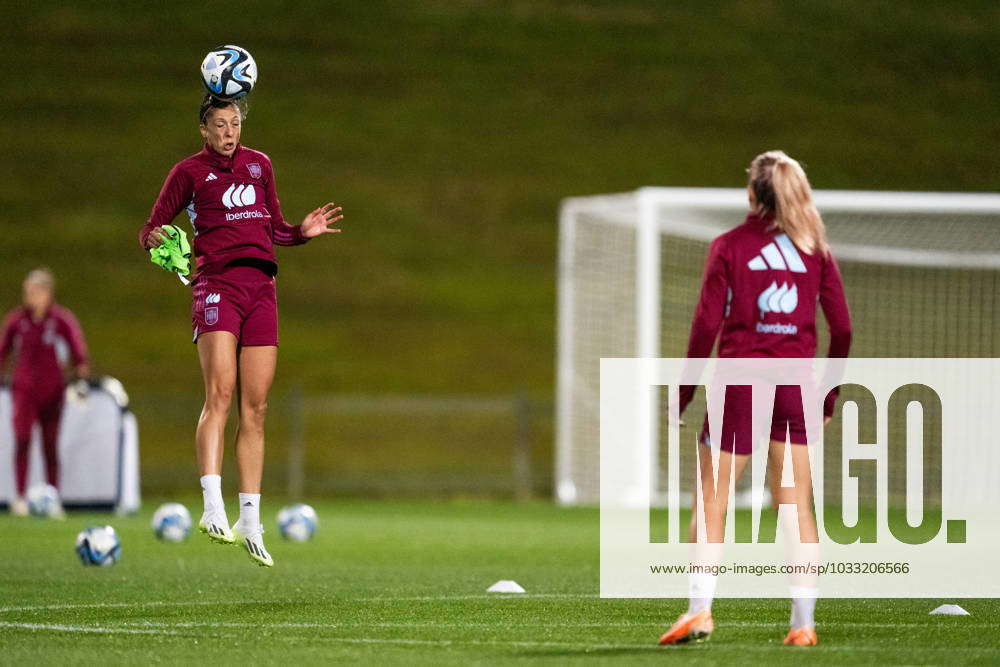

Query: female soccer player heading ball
[139,94,343,567]
[658,151,851,647]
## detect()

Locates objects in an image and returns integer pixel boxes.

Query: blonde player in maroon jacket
[658,151,851,647]
[1,269,90,517]
[140,94,343,566]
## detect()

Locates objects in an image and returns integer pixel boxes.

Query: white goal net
[556,188,1000,506]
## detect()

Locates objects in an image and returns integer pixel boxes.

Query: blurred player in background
[140,94,343,567]
[658,151,852,647]
[1,268,90,517]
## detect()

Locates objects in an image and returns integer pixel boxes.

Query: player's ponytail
[748,150,828,255]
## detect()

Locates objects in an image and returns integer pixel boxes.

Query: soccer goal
[556,187,1000,506]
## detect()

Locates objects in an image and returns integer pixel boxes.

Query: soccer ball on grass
[152,503,192,542]
[75,525,121,566]
[277,504,318,541]
[26,483,61,518]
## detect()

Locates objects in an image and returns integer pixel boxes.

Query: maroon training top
[139,144,307,275]
[0,305,88,393]
[679,212,852,415]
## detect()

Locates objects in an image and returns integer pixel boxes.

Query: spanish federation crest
[247,162,262,179]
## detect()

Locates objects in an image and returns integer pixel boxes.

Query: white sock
[200,474,223,515]
[789,586,818,629]
[238,493,261,528]
[686,572,717,615]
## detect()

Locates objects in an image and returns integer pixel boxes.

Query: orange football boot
[658,609,714,645]
[783,626,818,645]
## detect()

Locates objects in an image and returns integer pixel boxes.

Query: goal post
[556,187,1000,506]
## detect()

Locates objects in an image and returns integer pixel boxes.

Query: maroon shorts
[699,384,809,454]
[191,264,278,346]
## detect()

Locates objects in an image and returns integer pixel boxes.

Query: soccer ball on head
[75,525,121,566]
[277,503,318,541]
[26,483,61,518]
[151,503,192,542]
[200,44,257,100]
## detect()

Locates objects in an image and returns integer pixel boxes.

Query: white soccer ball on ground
[151,503,192,542]
[75,525,121,566]
[200,44,257,100]
[277,503,318,541]
[26,483,61,518]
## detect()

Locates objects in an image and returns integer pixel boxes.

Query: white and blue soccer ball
[75,525,121,566]
[277,504,318,541]
[26,483,60,518]
[152,503,192,542]
[200,45,257,100]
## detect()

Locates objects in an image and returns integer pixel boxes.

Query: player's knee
[241,398,268,428]
[204,382,235,413]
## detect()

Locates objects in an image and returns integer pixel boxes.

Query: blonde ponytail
[748,150,828,255]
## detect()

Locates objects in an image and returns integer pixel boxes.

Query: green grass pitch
[1,500,997,665]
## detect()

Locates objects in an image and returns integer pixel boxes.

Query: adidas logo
[757,281,798,316]
[205,172,218,182]
[206,293,221,304]
[747,234,807,273]
[243,501,253,507]
[222,183,256,209]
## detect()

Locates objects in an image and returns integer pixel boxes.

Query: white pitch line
[1,599,988,629]
[0,621,179,636]
[0,600,265,614]
[114,619,1000,631]
[287,636,994,653]
[1,621,991,653]
[0,595,593,615]
[132,620,768,629]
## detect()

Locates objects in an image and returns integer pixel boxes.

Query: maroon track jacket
[679,212,852,417]
[140,144,307,275]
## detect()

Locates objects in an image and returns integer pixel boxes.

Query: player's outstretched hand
[300,203,343,239]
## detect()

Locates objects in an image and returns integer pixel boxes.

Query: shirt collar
[23,303,53,324]
[199,143,242,170]
[746,210,776,228]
